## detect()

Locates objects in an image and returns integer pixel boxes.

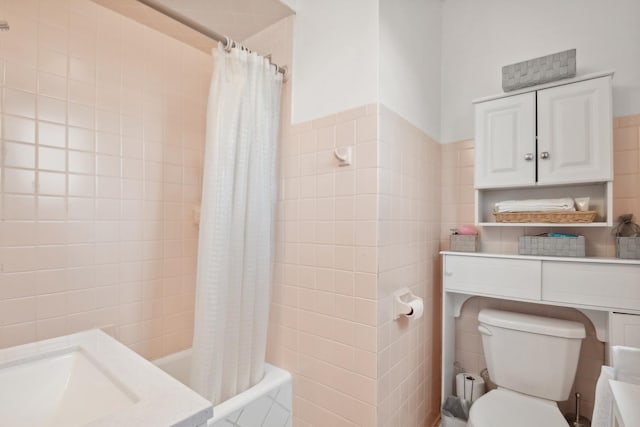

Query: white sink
[0,330,212,427]
[0,348,137,427]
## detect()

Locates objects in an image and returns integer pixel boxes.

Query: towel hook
[334,147,352,167]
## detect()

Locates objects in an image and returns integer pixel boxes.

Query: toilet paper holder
[393,288,423,320]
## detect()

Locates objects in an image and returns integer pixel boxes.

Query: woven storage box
[450,235,479,252]
[616,237,640,259]
[519,235,585,257]
[502,49,576,92]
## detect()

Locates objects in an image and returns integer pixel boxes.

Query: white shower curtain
[190,44,282,404]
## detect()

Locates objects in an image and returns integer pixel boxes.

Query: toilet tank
[478,309,586,401]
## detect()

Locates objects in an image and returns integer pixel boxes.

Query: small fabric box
[616,237,640,259]
[519,235,585,257]
[450,235,479,252]
[502,49,576,92]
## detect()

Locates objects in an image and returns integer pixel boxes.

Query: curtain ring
[224,36,233,52]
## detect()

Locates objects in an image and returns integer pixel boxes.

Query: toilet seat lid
[468,389,568,427]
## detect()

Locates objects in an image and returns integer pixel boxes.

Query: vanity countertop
[0,329,213,427]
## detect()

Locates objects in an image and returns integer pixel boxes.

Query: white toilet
[467,309,586,427]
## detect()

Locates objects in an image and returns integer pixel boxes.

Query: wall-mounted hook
[334,147,352,167]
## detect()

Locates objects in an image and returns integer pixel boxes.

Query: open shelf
[478,221,610,227]
[475,182,613,227]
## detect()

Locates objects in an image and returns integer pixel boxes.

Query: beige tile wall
[269,101,380,427]
[377,105,441,427]
[440,114,640,420]
[251,29,444,421]
[244,14,381,427]
[0,0,211,358]
[247,18,445,427]
[5,2,634,425]
[267,100,442,427]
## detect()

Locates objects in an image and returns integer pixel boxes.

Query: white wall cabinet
[473,71,614,226]
[474,73,613,189]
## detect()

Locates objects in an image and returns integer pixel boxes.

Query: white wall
[379,0,441,140]
[291,0,379,123]
[441,0,640,143]
[278,0,296,12]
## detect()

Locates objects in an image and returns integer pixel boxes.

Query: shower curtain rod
[136,0,288,78]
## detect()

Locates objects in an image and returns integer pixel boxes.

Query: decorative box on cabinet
[473,71,614,227]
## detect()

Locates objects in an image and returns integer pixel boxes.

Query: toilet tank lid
[478,309,586,339]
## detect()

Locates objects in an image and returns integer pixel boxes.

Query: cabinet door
[610,313,640,348]
[474,92,536,189]
[537,76,613,185]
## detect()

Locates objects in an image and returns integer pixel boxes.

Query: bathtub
[154,349,292,427]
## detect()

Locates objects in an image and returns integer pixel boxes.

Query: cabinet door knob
[524,153,534,161]
[540,151,550,160]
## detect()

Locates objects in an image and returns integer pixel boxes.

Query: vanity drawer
[542,262,640,311]
[443,255,541,300]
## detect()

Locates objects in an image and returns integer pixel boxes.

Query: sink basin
[0,348,137,427]
[0,330,212,427]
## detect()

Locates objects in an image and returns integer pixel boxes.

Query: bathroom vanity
[0,329,213,427]
[440,251,640,403]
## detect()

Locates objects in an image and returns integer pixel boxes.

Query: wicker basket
[493,210,597,223]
